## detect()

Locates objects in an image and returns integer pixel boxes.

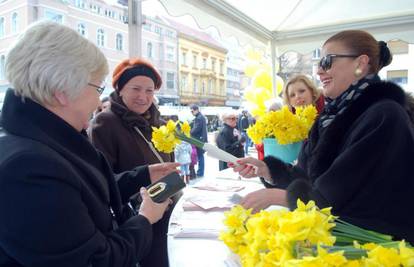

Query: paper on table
[173,228,220,239]
[182,201,230,212]
[193,182,245,192]
[185,194,236,210]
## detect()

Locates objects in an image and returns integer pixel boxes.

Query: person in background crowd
[238,110,251,155]
[230,30,414,243]
[190,104,208,177]
[91,96,110,118]
[0,21,177,267]
[282,74,325,113]
[90,58,178,267]
[174,139,192,184]
[216,113,245,170]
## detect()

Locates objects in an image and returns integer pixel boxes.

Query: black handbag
[144,172,186,203]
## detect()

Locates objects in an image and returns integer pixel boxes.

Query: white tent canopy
[157,0,414,54]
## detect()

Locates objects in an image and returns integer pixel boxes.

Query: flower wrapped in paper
[220,200,414,266]
[152,120,239,165]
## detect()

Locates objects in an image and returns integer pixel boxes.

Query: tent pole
[271,39,278,97]
[128,0,142,58]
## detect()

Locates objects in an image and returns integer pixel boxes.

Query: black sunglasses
[88,82,106,95]
[319,54,360,71]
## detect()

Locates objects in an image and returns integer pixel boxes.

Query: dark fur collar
[306,81,409,179]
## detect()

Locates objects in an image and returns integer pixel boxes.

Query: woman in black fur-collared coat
[231,30,414,243]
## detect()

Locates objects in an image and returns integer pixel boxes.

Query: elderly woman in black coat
[0,21,178,267]
[216,112,245,170]
[230,30,414,243]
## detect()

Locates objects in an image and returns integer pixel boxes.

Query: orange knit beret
[112,58,162,91]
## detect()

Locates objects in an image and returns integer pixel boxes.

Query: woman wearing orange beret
[90,58,177,267]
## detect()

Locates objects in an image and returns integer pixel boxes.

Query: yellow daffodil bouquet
[152,120,240,164]
[220,200,414,266]
[247,105,318,145]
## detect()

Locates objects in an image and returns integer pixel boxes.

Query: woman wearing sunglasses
[230,30,414,243]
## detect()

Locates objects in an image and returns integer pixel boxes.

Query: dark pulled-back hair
[324,30,392,74]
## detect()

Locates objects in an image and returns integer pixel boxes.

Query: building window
[180,75,188,91]
[312,48,321,59]
[0,17,4,38]
[75,0,85,9]
[202,58,207,69]
[116,33,123,51]
[0,55,5,80]
[143,23,152,31]
[208,79,213,93]
[181,51,187,65]
[220,62,224,74]
[202,81,206,94]
[45,10,63,23]
[167,72,175,89]
[211,59,216,72]
[166,46,174,62]
[192,55,197,68]
[11,12,18,33]
[387,70,408,85]
[193,78,198,92]
[154,26,162,35]
[77,23,86,36]
[97,28,105,47]
[147,42,153,58]
[165,30,174,38]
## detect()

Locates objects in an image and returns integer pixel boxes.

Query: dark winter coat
[216,123,244,170]
[89,92,175,267]
[190,112,208,142]
[262,81,414,243]
[90,92,173,173]
[0,89,153,267]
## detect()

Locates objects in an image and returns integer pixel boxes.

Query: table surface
[167,168,267,267]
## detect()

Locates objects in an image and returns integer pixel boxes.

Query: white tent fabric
[157,0,414,54]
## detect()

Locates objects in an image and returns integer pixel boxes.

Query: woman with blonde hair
[282,74,324,113]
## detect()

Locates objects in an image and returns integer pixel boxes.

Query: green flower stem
[175,130,204,149]
[335,219,392,240]
[333,219,393,244]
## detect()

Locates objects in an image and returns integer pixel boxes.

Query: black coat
[0,89,153,267]
[262,82,414,243]
[216,124,244,170]
[190,112,208,143]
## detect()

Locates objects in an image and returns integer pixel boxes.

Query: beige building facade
[165,19,227,106]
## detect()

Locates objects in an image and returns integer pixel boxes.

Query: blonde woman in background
[282,74,325,113]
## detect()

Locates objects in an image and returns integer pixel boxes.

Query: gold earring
[355,68,362,77]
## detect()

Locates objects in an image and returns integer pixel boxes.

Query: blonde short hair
[6,21,108,104]
[282,74,320,110]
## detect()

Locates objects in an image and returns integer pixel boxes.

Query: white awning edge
[274,13,414,54]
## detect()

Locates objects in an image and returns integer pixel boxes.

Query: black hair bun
[378,41,392,68]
